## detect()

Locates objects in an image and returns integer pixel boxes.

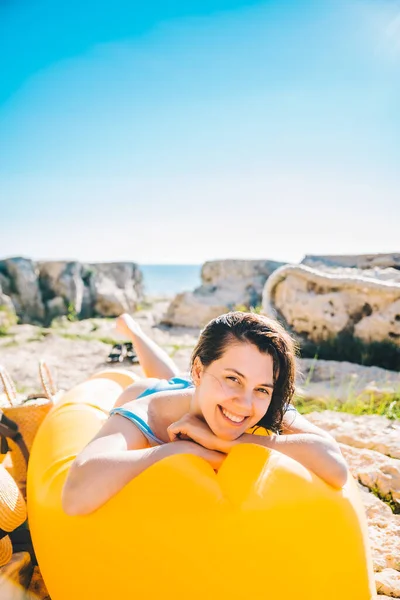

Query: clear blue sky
[1,0,399,264]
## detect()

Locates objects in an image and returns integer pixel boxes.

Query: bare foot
[115,314,143,339]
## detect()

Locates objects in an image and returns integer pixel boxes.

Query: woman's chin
[223,431,243,441]
[211,424,244,441]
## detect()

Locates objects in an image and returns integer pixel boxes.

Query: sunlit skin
[190,342,274,441]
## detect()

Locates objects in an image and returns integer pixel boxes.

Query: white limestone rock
[340,444,400,508]
[90,262,143,317]
[357,485,400,573]
[262,263,400,345]
[306,412,400,459]
[163,290,229,329]
[302,253,400,270]
[164,259,284,328]
[375,569,400,597]
[297,358,400,405]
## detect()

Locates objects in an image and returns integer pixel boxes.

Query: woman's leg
[115,314,180,379]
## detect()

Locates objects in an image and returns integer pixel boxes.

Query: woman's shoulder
[113,376,194,410]
[111,376,194,443]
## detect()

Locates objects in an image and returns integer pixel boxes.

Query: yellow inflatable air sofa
[27,370,376,600]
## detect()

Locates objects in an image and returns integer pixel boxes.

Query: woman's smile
[217,404,249,426]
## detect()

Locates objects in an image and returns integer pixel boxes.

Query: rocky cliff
[0,257,143,326]
[162,253,400,369]
[261,263,400,369]
[162,259,285,328]
[302,253,400,270]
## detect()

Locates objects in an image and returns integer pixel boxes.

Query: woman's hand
[167,413,234,454]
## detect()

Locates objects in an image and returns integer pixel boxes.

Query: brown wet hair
[190,312,297,433]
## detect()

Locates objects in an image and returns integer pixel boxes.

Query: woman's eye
[227,376,239,383]
[257,388,270,395]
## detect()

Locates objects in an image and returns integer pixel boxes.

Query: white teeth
[221,407,246,423]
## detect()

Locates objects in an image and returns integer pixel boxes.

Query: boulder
[0,258,44,324]
[80,282,93,320]
[306,411,400,459]
[163,291,229,329]
[164,259,284,328]
[302,253,400,270]
[90,262,143,317]
[0,292,17,332]
[358,485,400,573]
[38,261,85,320]
[0,258,143,324]
[200,260,285,302]
[375,569,400,597]
[0,273,11,296]
[262,264,400,346]
[297,358,400,405]
[340,444,400,508]
[45,296,68,323]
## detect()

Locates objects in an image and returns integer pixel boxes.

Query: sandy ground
[0,300,199,396]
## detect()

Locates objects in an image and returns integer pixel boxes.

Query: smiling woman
[187,311,296,436]
[62,311,348,517]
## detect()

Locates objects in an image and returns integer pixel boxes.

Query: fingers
[167,422,187,442]
[167,415,193,441]
[167,423,178,442]
[166,426,174,442]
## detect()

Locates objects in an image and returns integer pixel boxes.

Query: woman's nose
[233,389,252,410]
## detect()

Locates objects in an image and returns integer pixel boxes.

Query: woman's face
[192,342,274,440]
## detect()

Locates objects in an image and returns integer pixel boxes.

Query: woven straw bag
[0,464,26,566]
[0,362,57,496]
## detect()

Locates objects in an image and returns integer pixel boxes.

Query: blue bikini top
[109,376,193,446]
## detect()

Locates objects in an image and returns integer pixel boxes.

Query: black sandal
[125,342,139,364]
[107,344,126,363]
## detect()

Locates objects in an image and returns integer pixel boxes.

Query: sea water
[139,264,202,298]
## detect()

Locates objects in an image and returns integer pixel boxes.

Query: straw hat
[0,464,27,566]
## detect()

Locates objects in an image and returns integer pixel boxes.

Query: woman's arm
[238,430,348,488]
[167,413,348,489]
[241,411,347,489]
[62,414,225,516]
[279,410,348,486]
[281,409,335,440]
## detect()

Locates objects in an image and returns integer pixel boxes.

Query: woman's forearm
[62,443,186,516]
[239,433,348,489]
